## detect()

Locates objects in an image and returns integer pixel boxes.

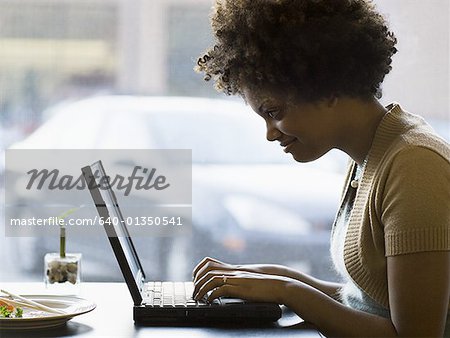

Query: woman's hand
[192,257,294,304]
[192,256,293,283]
[192,257,240,283]
[193,267,292,305]
[192,256,342,300]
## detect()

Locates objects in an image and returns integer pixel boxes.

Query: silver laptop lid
[82,160,145,305]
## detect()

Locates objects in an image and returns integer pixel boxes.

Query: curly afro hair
[195,0,397,101]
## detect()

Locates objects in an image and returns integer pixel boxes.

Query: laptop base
[134,301,282,325]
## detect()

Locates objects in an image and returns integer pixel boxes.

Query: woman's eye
[267,110,279,119]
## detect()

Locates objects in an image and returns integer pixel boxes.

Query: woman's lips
[282,139,297,153]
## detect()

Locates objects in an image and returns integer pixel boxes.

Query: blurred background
[0,0,449,283]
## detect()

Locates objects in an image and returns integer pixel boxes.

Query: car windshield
[112,109,292,165]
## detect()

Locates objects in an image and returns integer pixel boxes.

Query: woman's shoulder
[379,133,449,185]
[379,104,450,166]
[369,105,449,199]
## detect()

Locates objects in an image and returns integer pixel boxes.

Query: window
[1,0,448,284]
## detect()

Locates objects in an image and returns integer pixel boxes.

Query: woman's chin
[289,149,327,163]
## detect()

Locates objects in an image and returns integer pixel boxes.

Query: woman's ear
[327,95,339,108]
[316,95,338,111]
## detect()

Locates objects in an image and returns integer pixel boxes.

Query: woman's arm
[288,250,450,337]
[241,263,343,299]
[193,257,343,298]
[387,250,450,336]
[193,251,450,337]
[193,267,398,336]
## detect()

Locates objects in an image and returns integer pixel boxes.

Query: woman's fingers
[192,257,221,278]
[207,284,241,303]
[193,270,233,297]
[193,259,218,284]
[193,271,290,305]
[194,274,234,301]
[192,258,277,302]
[192,257,232,284]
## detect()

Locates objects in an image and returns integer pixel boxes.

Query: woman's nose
[266,122,282,142]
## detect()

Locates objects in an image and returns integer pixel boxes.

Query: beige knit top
[333,103,450,309]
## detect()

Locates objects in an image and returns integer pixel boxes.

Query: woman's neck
[335,98,388,165]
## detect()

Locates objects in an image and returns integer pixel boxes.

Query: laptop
[81,160,282,324]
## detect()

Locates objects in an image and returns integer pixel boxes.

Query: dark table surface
[0,282,324,338]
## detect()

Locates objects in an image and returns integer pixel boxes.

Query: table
[0,282,324,337]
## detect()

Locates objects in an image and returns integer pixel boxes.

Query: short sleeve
[381,146,450,256]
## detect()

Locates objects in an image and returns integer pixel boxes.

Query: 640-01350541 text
[9,216,185,227]
[97,216,184,227]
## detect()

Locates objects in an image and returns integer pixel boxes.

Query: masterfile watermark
[5,149,192,237]
[26,166,170,196]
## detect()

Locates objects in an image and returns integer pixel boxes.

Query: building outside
[0,0,218,135]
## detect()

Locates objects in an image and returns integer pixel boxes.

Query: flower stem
[60,226,66,258]
[56,207,78,258]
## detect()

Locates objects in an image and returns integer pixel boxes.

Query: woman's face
[243,86,342,163]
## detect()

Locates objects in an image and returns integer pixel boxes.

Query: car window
[97,111,155,149]
[145,111,290,164]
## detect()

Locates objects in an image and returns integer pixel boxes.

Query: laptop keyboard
[143,281,219,307]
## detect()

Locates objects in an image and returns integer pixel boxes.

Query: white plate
[0,295,96,330]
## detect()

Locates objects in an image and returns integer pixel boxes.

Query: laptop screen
[82,160,144,304]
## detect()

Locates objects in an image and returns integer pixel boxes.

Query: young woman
[192,0,450,336]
